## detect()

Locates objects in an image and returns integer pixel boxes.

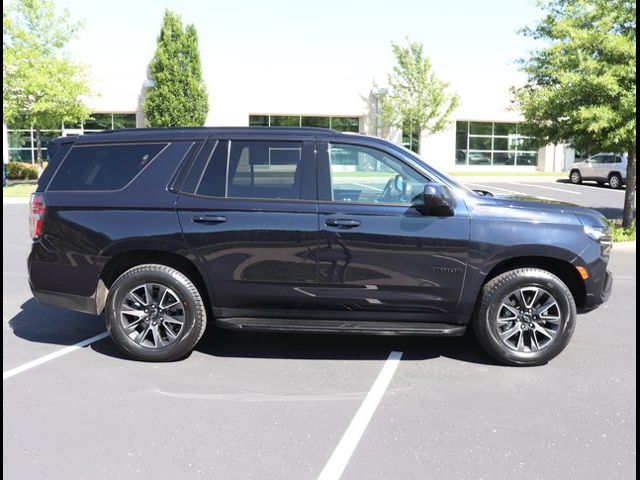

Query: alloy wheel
[119,283,186,348]
[609,175,620,189]
[495,286,562,353]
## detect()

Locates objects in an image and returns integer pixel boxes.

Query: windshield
[392,144,476,194]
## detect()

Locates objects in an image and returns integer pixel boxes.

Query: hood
[492,193,608,227]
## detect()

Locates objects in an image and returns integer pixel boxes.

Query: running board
[214,318,466,336]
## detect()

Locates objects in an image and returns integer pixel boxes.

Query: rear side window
[193,140,308,200]
[227,141,303,199]
[48,143,167,191]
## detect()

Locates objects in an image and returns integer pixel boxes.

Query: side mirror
[414,183,456,216]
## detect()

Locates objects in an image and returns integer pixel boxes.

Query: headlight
[584,224,611,242]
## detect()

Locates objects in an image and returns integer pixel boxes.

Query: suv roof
[58,126,361,144]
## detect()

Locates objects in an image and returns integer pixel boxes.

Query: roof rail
[94,126,339,135]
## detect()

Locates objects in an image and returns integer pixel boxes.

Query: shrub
[5,162,39,180]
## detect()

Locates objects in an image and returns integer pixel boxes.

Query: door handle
[192,215,227,224]
[325,218,361,228]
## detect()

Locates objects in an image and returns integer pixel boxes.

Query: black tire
[473,268,577,367]
[608,173,622,189]
[106,264,207,361]
[569,170,582,184]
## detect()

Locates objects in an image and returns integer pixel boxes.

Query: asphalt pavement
[3,180,637,479]
[460,177,633,220]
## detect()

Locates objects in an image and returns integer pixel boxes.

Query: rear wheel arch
[99,250,212,315]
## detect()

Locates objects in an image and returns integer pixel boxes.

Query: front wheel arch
[479,256,586,311]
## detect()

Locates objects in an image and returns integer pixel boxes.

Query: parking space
[3,199,636,479]
[461,178,631,219]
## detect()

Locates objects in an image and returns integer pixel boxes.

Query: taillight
[30,193,46,240]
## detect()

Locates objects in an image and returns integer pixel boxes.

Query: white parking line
[567,183,626,193]
[3,331,109,380]
[465,183,529,196]
[352,182,384,192]
[514,182,582,195]
[317,350,403,480]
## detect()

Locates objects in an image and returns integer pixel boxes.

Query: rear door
[595,154,615,180]
[583,154,603,179]
[177,136,319,319]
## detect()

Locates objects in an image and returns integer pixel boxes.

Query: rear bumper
[31,283,99,315]
[579,269,613,313]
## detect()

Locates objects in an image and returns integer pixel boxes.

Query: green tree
[143,10,208,127]
[3,0,91,168]
[381,39,459,154]
[515,0,636,228]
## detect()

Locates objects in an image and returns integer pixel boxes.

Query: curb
[3,197,30,204]
[613,241,636,251]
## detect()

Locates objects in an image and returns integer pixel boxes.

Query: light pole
[372,87,387,138]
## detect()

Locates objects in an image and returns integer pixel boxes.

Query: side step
[214,318,466,336]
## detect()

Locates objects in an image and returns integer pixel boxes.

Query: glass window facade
[6,113,137,163]
[402,121,420,153]
[248,115,360,133]
[455,121,539,166]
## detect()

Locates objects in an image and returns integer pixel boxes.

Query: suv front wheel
[473,268,576,366]
[608,173,622,189]
[106,264,207,361]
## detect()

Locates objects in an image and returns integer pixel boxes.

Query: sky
[48,0,544,116]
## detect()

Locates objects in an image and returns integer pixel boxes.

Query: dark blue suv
[28,128,613,365]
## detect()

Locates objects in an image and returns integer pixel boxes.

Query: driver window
[329,143,426,204]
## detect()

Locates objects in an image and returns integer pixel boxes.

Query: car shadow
[9,298,500,366]
[556,178,617,189]
[8,298,105,345]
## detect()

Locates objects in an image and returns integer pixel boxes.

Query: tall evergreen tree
[143,10,208,127]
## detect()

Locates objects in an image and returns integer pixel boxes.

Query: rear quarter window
[48,143,167,191]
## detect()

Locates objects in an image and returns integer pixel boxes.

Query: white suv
[569,153,628,189]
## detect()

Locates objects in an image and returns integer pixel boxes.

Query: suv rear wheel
[569,170,582,184]
[106,264,207,361]
[608,173,622,189]
[473,268,576,366]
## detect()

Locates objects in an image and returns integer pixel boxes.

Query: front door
[178,137,318,319]
[315,141,470,321]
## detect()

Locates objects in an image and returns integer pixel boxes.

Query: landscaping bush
[5,162,39,180]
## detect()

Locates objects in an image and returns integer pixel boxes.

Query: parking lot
[460,177,633,220]
[3,180,636,480]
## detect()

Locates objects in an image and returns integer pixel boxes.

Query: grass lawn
[608,221,636,242]
[3,183,36,197]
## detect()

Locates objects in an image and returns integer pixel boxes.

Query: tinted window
[196,141,228,197]
[48,143,166,191]
[590,155,606,164]
[227,141,305,200]
[329,144,425,205]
